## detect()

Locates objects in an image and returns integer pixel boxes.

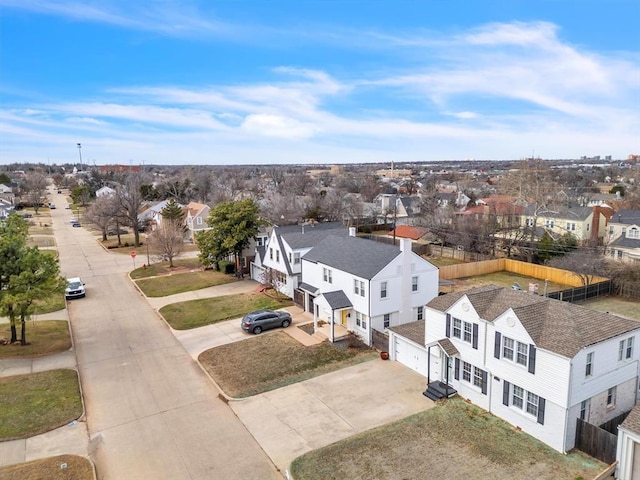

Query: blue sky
[1,1,639,166]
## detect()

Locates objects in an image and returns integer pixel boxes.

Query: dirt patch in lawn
[0,454,94,480]
[290,397,606,480]
[450,271,569,294]
[199,331,377,397]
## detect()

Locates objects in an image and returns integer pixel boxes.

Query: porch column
[313,304,318,333]
[426,345,431,385]
[330,310,335,343]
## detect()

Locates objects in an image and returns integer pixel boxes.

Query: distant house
[389,285,640,453]
[185,201,211,241]
[251,221,348,298]
[521,205,606,245]
[137,200,172,231]
[0,183,16,204]
[95,186,116,197]
[0,198,14,219]
[607,210,640,263]
[300,231,439,346]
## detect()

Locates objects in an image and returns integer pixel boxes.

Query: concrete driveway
[230,359,433,474]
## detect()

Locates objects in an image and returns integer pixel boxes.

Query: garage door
[394,337,427,377]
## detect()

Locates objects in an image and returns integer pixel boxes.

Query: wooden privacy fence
[575,418,618,464]
[438,258,609,287]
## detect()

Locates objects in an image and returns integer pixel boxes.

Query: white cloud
[241,114,317,139]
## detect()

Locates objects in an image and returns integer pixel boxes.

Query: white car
[65,277,86,299]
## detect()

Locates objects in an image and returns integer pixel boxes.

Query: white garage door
[394,337,427,377]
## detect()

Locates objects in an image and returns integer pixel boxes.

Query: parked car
[107,228,129,235]
[22,212,32,218]
[72,222,81,227]
[49,204,56,209]
[241,309,292,334]
[65,277,85,299]
[69,217,77,223]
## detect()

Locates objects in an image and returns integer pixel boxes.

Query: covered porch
[423,338,458,401]
[312,290,353,343]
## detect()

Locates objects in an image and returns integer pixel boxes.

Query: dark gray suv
[241,309,292,334]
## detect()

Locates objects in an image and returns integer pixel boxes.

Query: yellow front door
[341,310,348,326]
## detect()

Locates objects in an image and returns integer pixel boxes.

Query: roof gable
[427,285,640,358]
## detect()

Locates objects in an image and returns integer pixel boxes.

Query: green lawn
[0,320,71,358]
[199,331,376,397]
[290,397,605,480]
[135,270,236,297]
[160,292,293,329]
[0,369,83,440]
[32,294,66,315]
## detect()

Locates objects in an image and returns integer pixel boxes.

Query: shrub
[219,260,235,275]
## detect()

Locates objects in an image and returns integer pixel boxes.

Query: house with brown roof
[185,201,211,241]
[389,284,640,453]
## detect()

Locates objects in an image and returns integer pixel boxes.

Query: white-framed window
[197,217,203,225]
[463,322,472,343]
[354,279,359,295]
[629,227,639,239]
[545,219,555,228]
[473,367,483,388]
[607,386,616,407]
[462,361,472,382]
[294,252,301,264]
[619,337,634,361]
[323,268,332,284]
[356,312,367,329]
[585,352,594,377]
[288,252,292,263]
[512,385,524,409]
[503,337,514,360]
[276,250,280,263]
[580,399,590,420]
[256,236,266,247]
[526,391,540,416]
[359,281,364,297]
[383,314,390,329]
[566,222,576,231]
[416,306,423,321]
[269,248,273,260]
[380,281,387,299]
[609,226,614,235]
[411,276,418,292]
[586,223,590,231]
[526,218,534,227]
[453,318,462,338]
[516,342,528,366]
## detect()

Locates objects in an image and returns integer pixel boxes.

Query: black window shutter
[481,370,488,395]
[494,332,502,359]
[528,345,537,374]
[446,314,451,338]
[472,323,479,349]
[454,357,460,380]
[503,381,510,406]
[537,397,546,425]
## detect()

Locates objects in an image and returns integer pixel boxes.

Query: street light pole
[77,143,83,172]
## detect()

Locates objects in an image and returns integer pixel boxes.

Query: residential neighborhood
[0,157,639,479]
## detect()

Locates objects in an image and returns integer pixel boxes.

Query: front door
[341,310,348,326]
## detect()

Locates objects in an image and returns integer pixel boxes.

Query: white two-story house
[410,284,640,453]
[300,230,439,346]
[251,221,348,299]
[521,205,606,245]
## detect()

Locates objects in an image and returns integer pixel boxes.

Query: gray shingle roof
[523,205,593,220]
[303,235,401,280]
[610,236,640,248]
[276,222,349,249]
[321,290,353,309]
[389,320,425,346]
[298,282,319,294]
[610,210,640,225]
[438,338,459,356]
[621,405,640,435]
[427,285,640,358]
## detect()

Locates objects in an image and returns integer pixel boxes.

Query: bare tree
[84,195,118,241]
[147,221,185,267]
[547,250,609,286]
[116,172,146,247]
[21,169,48,214]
